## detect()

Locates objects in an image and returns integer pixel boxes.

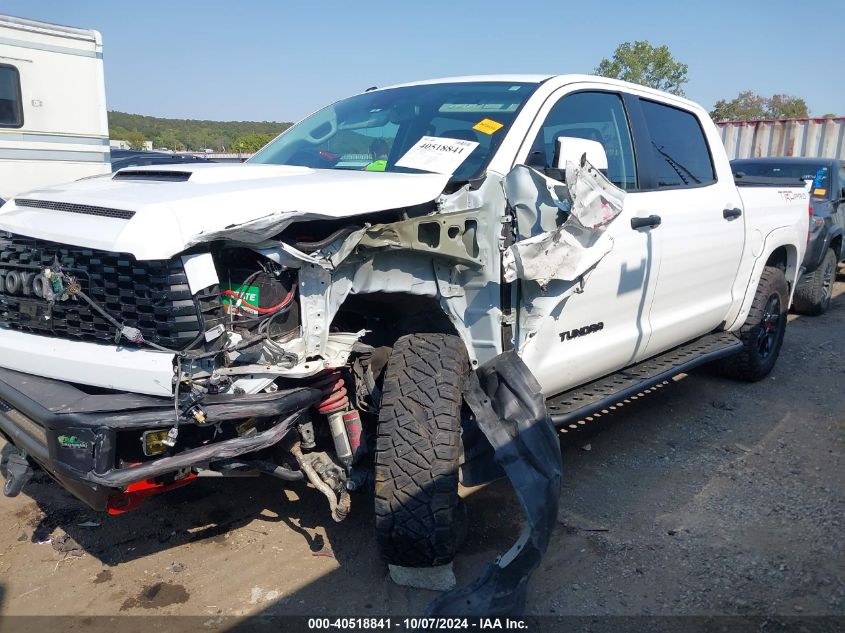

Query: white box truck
[0,14,109,203]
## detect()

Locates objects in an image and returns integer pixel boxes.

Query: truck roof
[383,74,702,111]
[0,13,102,45]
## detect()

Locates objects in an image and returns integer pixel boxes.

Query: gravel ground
[0,275,843,631]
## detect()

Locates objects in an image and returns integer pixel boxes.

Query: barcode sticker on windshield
[395,136,479,175]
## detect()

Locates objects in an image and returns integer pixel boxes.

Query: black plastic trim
[14,198,135,220]
[547,332,742,426]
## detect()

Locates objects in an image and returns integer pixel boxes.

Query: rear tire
[718,266,788,382]
[374,333,468,567]
[792,247,836,316]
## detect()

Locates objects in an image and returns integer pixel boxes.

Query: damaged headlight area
[0,227,384,518]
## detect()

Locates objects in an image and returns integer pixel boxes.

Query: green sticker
[58,435,89,450]
[221,283,260,307]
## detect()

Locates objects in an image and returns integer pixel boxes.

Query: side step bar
[546,331,742,426]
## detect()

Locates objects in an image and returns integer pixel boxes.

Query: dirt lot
[0,277,843,629]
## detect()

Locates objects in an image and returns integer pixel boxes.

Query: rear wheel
[792,247,836,316]
[374,333,468,567]
[717,266,788,382]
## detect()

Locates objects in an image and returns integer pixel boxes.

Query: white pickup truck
[0,75,808,583]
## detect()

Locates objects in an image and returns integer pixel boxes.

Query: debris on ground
[388,563,456,592]
[51,532,83,557]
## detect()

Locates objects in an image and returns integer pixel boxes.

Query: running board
[546,332,742,427]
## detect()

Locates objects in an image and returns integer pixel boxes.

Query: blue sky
[4,0,842,122]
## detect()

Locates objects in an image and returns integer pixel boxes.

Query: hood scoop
[113,170,193,182]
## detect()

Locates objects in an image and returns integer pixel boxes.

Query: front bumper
[0,367,320,510]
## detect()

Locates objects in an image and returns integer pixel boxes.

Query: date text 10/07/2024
[307,618,530,630]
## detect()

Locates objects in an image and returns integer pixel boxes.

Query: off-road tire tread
[792,248,836,316]
[374,333,468,567]
[718,266,788,382]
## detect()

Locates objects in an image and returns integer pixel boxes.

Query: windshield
[249,82,537,181]
[733,162,831,197]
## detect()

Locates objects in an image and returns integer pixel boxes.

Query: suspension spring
[311,370,349,414]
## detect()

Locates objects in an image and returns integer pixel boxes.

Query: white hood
[0,164,450,259]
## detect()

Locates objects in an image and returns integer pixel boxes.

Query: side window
[0,64,23,128]
[640,99,715,188]
[528,91,637,190]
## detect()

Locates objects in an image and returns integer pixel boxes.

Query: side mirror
[554,136,608,170]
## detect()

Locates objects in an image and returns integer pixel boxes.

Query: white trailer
[0,14,109,202]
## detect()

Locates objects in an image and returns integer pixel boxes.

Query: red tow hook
[106,473,197,515]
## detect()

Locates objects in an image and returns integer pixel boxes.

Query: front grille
[0,233,223,349]
[15,199,135,220]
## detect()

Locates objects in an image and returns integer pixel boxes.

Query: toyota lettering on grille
[0,266,51,299]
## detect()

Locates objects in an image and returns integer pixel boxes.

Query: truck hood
[0,164,451,259]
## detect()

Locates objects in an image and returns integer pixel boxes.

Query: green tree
[710,91,809,121]
[230,132,274,153]
[108,111,291,153]
[767,94,808,119]
[594,40,688,96]
[125,130,147,151]
[710,91,768,121]
[153,129,184,151]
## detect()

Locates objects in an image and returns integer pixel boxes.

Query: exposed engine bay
[0,152,623,525]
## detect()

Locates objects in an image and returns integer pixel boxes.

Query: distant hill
[108,111,293,152]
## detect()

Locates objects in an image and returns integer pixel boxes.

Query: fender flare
[725,227,802,332]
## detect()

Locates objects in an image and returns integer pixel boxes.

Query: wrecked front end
[0,170,504,519]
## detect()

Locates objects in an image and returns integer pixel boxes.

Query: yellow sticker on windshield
[814,188,827,196]
[473,118,504,135]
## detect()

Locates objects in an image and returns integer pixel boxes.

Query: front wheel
[717,266,788,382]
[374,333,468,568]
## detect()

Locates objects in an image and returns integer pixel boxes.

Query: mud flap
[427,351,562,616]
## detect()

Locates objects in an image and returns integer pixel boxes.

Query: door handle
[723,207,742,220]
[631,215,662,230]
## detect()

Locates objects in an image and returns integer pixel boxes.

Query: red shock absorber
[309,370,363,468]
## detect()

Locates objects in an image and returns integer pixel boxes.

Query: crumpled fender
[427,351,562,617]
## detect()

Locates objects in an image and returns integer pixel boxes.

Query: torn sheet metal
[503,227,612,288]
[358,210,483,267]
[502,159,625,288]
[213,331,366,380]
[427,351,562,617]
[502,164,570,237]
[566,155,625,229]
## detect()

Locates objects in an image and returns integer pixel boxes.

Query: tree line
[108,111,292,152]
[595,41,825,121]
[110,44,834,153]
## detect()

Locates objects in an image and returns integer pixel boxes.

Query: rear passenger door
[634,99,745,358]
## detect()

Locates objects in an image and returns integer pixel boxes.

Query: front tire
[374,333,468,568]
[718,266,788,382]
[792,247,836,316]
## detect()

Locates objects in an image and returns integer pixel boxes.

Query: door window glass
[640,99,715,188]
[528,91,637,190]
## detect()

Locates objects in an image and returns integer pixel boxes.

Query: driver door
[512,89,659,396]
